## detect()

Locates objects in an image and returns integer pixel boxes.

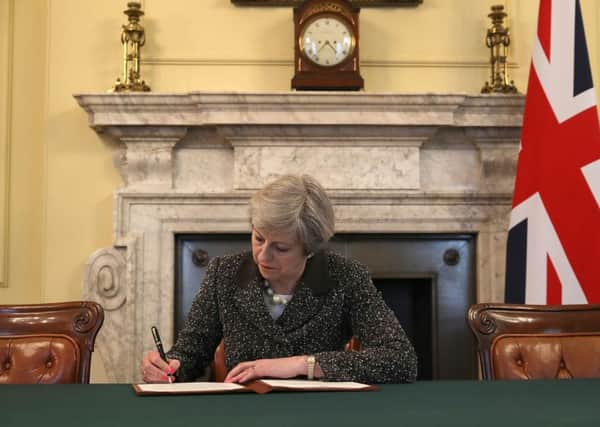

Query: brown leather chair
[211,336,361,382]
[468,303,600,380]
[0,301,104,384]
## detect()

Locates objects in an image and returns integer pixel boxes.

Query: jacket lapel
[276,251,337,332]
[233,250,337,335]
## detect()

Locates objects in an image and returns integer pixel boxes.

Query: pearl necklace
[262,280,292,306]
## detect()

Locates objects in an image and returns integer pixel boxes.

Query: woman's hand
[224,355,319,383]
[141,350,180,383]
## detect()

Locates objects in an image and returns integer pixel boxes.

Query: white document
[135,382,246,393]
[259,379,372,390]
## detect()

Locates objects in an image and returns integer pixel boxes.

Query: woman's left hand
[224,355,307,383]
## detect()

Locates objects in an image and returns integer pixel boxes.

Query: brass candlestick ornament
[481,5,518,94]
[111,2,150,92]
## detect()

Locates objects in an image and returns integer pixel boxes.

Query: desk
[2,380,598,427]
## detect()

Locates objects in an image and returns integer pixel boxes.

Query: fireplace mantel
[75,91,524,382]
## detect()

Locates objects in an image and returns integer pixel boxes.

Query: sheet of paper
[135,382,246,393]
[259,379,371,390]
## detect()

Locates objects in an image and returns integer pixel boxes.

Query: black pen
[151,326,173,383]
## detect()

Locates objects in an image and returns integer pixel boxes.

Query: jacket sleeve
[166,257,223,382]
[314,262,418,384]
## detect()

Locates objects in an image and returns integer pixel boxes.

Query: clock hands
[317,40,338,54]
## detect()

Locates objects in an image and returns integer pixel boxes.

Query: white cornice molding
[74,91,524,129]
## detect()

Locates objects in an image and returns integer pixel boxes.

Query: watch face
[300,15,354,67]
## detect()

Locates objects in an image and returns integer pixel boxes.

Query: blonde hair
[249,175,335,254]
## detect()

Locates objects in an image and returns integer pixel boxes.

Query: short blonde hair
[249,175,335,254]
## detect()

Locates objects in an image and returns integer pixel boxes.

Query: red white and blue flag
[505,0,600,304]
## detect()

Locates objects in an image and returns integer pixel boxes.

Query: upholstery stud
[4,362,10,370]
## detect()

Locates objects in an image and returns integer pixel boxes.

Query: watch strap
[306,355,316,380]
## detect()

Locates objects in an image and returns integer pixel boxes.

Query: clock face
[300,15,354,67]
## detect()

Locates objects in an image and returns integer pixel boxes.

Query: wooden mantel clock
[291,0,364,91]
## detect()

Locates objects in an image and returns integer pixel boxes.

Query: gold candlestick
[481,5,518,94]
[111,2,150,92]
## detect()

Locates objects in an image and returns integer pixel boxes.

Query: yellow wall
[1,0,599,381]
[0,0,45,302]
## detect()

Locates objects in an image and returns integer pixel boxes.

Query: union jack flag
[505,0,600,304]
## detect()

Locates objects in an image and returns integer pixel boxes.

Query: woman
[141,174,417,384]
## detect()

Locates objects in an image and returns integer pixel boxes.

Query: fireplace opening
[374,278,433,380]
[176,233,476,380]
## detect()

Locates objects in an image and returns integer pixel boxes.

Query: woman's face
[251,227,308,290]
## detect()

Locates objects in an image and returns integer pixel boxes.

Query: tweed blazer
[168,250,418,384]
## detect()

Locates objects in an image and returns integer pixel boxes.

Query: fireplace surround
[75,91,523,382]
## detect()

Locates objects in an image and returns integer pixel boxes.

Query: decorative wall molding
[143,58,292,67]
[362,59,519,69]
[142,57,519,70]
[0,0,14,287]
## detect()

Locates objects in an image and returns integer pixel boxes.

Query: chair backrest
[0,301,104,384]
[211,336,361,382]
[468,303,600,380]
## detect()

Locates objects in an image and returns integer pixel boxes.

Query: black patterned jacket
[168,250,418,384]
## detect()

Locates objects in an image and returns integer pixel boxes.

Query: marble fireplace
[75,92,523,382]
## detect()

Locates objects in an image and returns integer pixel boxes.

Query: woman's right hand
[141,350,181,383]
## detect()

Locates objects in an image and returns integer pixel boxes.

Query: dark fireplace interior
[175,233,477,380]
